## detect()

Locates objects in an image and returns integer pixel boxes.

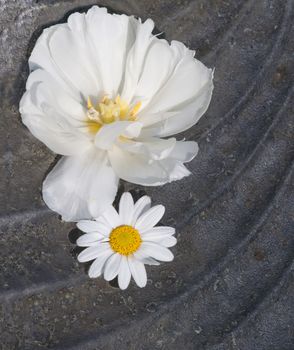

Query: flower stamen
[86,95,141,133]
[109,225,141,255]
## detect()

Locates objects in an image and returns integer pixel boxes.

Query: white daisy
[76,192,176,289]
[20,5,213,221]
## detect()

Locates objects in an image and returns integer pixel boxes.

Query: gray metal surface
[1,0,293,349]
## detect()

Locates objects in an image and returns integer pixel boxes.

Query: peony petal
[168,141,199,163]
[29,25,82,101]
[128,256,147,288]
[77,243,110,263]
[131,195,151,225]
[20,76,91,156]
[76,232,105,247]
[88,249,113,278]
[119,192,134,225]
[132,40,178,109]
[108,145,191,186]
[135,205,165,232]
[47,25,100,99]
[117,137,176,161]
[104,253,122,281]
[95,121,142,150]
[121,18,155,102]
[42,149,118,221]
[118,256,131,290]
[140,73,214,138]
[143,48,213,114]
[85,6,137,96]
[140,242,174,262]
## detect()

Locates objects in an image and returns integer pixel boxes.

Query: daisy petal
[104,253,122,281]
[119,192,134,225]
[78,243,110,263]
[77,220,110,235]
[128,256,147,288]
[42,149,118,221]
[131,195,151,225]
[133,251,160,266]
[135,205,165,232]
[141,226,175,240]
[160,236,177,247]
[118,256,131,290]
[76,232,105,247]
[140,242,174,262]
[102,206,121,228]
[88,250,113,278]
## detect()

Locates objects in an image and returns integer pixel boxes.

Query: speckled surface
[0,0,293,349]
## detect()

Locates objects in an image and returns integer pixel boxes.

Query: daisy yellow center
[87,95,141,134]
[109,225,142,255]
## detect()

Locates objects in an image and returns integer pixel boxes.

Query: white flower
[76,192,176,289]
[19,5,213,221]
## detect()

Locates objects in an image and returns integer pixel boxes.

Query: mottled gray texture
[0,0,293,349]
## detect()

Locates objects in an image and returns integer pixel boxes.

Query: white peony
[20,6,213,221]
[76,192,176,290]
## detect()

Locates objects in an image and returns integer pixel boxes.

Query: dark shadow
[108,277,120,289]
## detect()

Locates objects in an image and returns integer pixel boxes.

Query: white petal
[135,205,165,232]
[29,22,99,100]
[128,256,147,288]
[109,145,191,186]
[47,25,101,99]
[88,250,113,278]
[95,122,142,150]
[117,137,176,161]
[132,40,179,109]
[131,195,151,225]
[104,253,122,281]
[29,26,82,100]
[77,220,110,234]
[42,149,118,221]
[121,18,155,102]
[76,232,105,247]
[141,226,175,240]
[122,122,143,138]
[140,242,174,262]
[119,192,134,225]
[118,256,131,290]
[160,236,177,247]
[85,6,137,96]
[141,73,214,138]
[133,250,160,266]
[143,48,213,114]
[101,206,121,228]
[77,243,110,263]
[20,73,91,156]
[168,141,199,163]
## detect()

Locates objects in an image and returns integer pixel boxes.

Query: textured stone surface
[1,0,293,349]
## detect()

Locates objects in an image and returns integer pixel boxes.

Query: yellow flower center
[109,225,142,256]
[86,95,141,134]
